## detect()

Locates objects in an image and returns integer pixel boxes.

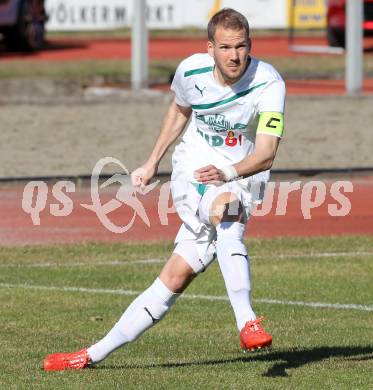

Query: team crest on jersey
[196,113,247,133]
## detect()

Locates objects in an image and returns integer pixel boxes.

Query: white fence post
[131,0,148,90]
[346,0,363,95]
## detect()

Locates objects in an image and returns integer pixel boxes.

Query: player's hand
[193,165,225,184]
[131,164,157,188]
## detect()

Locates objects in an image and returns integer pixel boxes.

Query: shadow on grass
[97,345,373,377]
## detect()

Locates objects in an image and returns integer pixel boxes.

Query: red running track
[1,179,372,246]
[2,36,373,95]
[1,36,373,61]
[3,36,320,61]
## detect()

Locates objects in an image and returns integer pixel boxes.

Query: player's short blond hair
[207,8,250,42]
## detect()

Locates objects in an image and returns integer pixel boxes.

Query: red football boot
[43,348,91,371]
[240,317,272,351]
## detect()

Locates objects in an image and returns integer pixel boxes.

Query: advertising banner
[45,0,288,31]
[288,0,327,29]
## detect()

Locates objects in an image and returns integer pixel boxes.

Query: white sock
[216,222,256,330]
[87,277,179,363]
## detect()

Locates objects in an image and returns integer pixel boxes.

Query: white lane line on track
[0,251,372,268]
[0,282,372,312]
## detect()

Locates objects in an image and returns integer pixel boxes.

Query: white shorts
[173,180,264,273]
[170,140,268,273]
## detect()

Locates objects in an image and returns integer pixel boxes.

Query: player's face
[208,27,251,86]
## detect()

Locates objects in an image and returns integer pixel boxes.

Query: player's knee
[159,255,197,293]
[173,239,216,275]
[209,192,243,226]
[165,272,196,292]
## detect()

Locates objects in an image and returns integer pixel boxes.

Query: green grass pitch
[0,236,372,389]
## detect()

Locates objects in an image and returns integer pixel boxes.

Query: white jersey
[170,53,286,235]
[171,53,286,183]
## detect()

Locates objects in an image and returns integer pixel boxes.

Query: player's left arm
[194,111,284,183]
[231,110,284,179]
[232,132,280,178]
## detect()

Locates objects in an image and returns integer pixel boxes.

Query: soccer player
[43,8,286,371]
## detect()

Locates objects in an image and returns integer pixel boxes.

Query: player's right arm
[131,98,191,187]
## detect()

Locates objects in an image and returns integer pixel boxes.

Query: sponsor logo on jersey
[196,113,246,133]
[196,128,243,148]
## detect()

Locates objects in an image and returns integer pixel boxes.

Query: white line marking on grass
[253,298,373,311]
[0,251,372,269]
[0,258,165,268]
[255,251,373,259]
[0,282,372,312]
